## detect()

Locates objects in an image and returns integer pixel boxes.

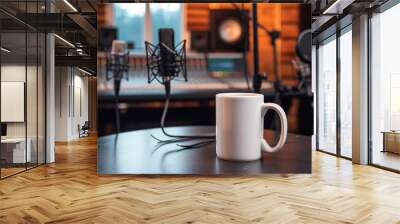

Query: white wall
[1,82,25,122]
[72,73,89,137]
[55,66,69,141]
[1,65,26,135]
[1,65,40,138]
[55,67,89,141]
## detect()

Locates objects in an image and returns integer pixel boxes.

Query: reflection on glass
[318,37,337,154]
[340,30,352,158]
[371,4,400,171]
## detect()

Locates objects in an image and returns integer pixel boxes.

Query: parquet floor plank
[0,135,399,223]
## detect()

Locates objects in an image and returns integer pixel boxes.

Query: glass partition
[317,36,337,154]
[0,31,28,177]
[339,28,352,158]
[0,0,46,179]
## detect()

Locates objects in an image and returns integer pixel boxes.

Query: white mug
[216,93,288,161]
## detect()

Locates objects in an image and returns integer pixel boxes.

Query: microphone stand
[113,73,122,133]
[240,3,250,90]
[106,52,129,134]
[250,3,283,140]
[232,3,282,95]
[270,31,283,141]
[252,3,262,93]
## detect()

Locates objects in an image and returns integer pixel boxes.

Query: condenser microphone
[159,28,175,80]
[110,40,129,98]
[106,40,130,133]
[145,29,187,96]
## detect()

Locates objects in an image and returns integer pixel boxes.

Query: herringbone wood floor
[1,135,400,224]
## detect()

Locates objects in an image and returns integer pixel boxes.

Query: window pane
[150,3,182,46]
[318,38,337,154]
[371,4,400,171]
[113,3,145,52]
[340,30,352,158]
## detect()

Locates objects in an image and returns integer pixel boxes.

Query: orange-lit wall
[186,3,303,84]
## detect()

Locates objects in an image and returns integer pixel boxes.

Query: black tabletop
[97,126,311,175]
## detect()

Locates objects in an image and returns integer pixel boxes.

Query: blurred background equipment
[294,29,312,95]
[190,31,209,53]
[98,27,117,52]
[1,124,7,139]
[296,29,312,64]
[97,3,313,137]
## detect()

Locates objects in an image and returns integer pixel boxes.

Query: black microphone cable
[114,77,121,133]
[158,80,215,140]
[145,35,215,149]
[151,81,215,150]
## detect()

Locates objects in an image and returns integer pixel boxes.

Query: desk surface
[1,138,26,143]
[98,126,311,175]
[381,131,400,134]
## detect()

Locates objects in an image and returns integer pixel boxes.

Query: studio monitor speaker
[210,9,249,52]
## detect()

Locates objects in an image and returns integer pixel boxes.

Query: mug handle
[260,103,288,152]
